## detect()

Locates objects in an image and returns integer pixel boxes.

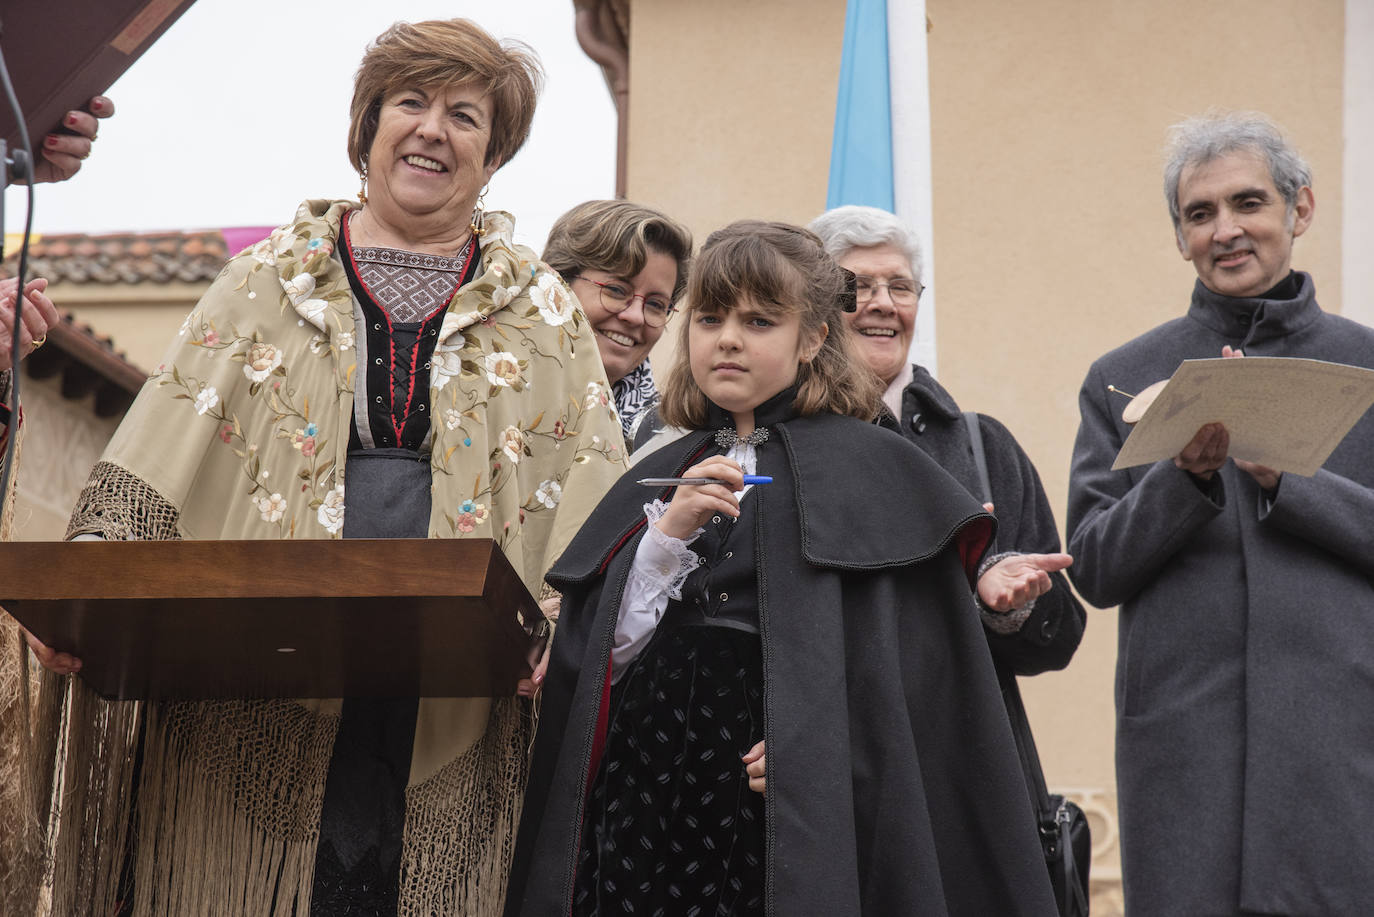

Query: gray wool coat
[1067,272,1374,915]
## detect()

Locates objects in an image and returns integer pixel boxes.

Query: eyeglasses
[577,277,676,328]
[854,276,923,306]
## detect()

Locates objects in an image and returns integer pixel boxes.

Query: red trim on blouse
[342,219,477,443]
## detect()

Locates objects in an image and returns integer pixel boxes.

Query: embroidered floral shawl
[38,200,627,917]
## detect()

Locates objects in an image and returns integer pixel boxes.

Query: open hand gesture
[977,552,1073,612]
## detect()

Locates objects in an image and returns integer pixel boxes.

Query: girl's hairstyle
[659,220,882,428]
[348,19,543,174]
[542,200,693,303]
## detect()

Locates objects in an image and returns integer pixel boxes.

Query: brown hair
[347,19,543,174]
[542,200,693,303]
[658,220,882,428]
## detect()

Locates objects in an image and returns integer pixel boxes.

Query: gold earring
[357,167,368,205]
[469,184,489,236]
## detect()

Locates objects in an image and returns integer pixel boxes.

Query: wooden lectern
[0,539,544,700]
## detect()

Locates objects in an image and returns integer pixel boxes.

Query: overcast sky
[5,0,616,252]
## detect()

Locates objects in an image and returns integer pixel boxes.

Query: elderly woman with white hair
[809,205,1085,675]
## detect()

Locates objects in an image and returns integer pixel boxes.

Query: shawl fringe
[0,616,46,917]
[0,419,50,917]
[66,461,181,541]
[49,677,140,916]
[400,699,534,917]
[128,700,338,916]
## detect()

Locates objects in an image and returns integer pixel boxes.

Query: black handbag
[999,665,1091,917]
[963,412,1091,916]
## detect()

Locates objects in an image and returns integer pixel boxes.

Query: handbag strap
[962,411,993,512]
[999,664,1055,821]
[962,411,1053,821]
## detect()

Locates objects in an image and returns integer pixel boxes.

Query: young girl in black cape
[505,222,1057,916]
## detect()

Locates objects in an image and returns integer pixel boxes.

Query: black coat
[891,365,1086,675]
[506,411,1057,916]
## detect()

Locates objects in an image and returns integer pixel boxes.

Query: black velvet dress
[571,402,785,915]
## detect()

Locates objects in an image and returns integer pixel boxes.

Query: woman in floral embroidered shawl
[17,19,626,917]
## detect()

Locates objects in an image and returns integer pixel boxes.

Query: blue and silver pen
[636,475,773,487]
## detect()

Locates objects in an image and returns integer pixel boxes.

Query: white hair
[807,205,924,281]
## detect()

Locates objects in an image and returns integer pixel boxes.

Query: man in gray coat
[1068,112,1374,915]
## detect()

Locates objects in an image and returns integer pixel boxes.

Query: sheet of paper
[1113,357,1374,476]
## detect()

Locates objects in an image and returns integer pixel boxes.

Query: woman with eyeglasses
[810,205,1085,677]
[542,200,693,444]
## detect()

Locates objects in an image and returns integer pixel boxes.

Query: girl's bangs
[688,235,808,316]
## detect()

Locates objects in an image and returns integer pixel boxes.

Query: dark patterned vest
[662,494,761,634]
[656,383,801,635]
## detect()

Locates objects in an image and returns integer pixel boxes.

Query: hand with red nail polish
[30,95,115,184]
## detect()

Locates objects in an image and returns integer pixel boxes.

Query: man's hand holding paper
[1114,356,1374,476]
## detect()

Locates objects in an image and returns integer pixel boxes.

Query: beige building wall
[625,0,846,262]
[626,0,1345,906]
[1344,0,1374,326]
[51,285,201,374]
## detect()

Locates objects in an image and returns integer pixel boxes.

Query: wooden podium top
[0,539,543,700]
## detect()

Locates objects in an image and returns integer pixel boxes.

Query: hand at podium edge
[22,626,81,675]
[30,96,114,185]
[516,593,560,698]
[516,639,551,699]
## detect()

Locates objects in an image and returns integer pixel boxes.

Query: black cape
[506,411,1057,916]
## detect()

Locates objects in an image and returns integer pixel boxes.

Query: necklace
[714,426,770,449]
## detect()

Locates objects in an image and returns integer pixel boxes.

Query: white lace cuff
[639,500,703,600]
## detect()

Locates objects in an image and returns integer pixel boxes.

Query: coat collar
[901,364,962,423]
[702,383,801,432]
[1187,270,1323,345]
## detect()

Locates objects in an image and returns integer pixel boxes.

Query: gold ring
[31,335,45,350]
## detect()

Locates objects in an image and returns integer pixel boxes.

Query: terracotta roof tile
[0,229,238,286]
